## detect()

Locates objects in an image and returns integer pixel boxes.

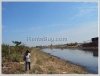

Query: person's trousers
[25,62,31,71]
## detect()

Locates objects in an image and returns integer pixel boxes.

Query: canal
[42,48,98,74]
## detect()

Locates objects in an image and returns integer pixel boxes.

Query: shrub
[10,53,21,62]
[2,44,9,58]
[2,43,30,62]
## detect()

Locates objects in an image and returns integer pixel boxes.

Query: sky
[2,2,98,46]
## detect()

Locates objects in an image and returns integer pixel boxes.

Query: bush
[10,53,21,62]
[2,44,9,58]
[2,43,30,62]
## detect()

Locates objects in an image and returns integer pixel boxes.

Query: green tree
[12,41,21,46]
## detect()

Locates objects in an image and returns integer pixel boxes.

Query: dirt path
[30,53,37,72]
[25,48,87,74]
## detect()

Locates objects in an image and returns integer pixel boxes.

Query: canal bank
[30,48,88,74]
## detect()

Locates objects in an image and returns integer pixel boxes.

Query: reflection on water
[93,51,98,57]
[81,49,98,57]
[42,48,98,74]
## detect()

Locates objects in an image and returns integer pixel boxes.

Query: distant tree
[12,41,21,46]
[12,41,22,53]
[74,42,78,45]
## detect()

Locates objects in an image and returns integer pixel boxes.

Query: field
[2,44,88,74]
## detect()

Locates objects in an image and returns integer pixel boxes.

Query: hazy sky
[2,2,98,46]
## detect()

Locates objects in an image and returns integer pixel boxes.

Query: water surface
[42,48,98,74]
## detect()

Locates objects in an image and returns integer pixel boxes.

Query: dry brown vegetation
[29,48,88,74]
[2,47,88,74]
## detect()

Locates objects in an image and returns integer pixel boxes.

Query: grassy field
[2,47,88,74]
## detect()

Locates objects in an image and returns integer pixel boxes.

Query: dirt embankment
[29,48,88,74]
[2,48,88,74]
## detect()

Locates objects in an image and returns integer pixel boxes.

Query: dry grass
[30,48,88,74]
[2,48,88,74]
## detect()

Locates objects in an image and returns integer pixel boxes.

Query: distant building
[91,37,98,47]
[82,37,98,47]
[92,37,98,41]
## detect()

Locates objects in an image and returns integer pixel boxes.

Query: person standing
[23,50,31,71]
